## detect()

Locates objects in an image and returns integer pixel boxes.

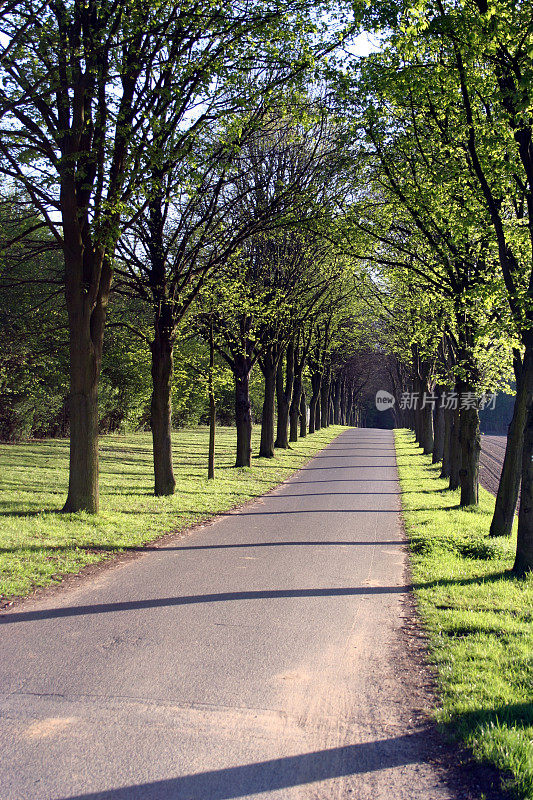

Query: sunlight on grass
[0,425,345,599]
[395,429,533,799]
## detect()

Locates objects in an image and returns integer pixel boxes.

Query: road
[0,429,495,800]
[480,435,513,503]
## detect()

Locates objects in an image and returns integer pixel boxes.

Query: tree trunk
[414,398,423,445]
[275,341,294,449]
[309,373,321,434]
[299,389,307,438]
[150,318,176,496]
[421,402,434,455]
[347,389,355,426]
[515,409,533,574]
[440,406,453,478]
[315,395,321,431]
[274,357,285,445]
[490,356,525,536]
[290,369,302,443]
[234,355,252,468]
[459,401,480,507]
[340,378,346,425]
[449,401,461,490]
[208,321,215,480]
[432,391,445,463]
[320,367,330,429]
[346,384,354,426]
[333,378,341,424]
[308,398,316,434]
[63,258,110,514]
[259,353,276,458]
[417,409,424,445]
[514,345,533,575]
[63,325,101,513]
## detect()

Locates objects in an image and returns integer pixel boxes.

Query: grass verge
[0,425,345,600]
[394,429,533,799]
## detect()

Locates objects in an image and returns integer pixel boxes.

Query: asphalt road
[480,435,509,500]
[0,429,492,800]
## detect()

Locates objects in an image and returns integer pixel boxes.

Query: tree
[0,195,67,440]
[253,231,338,456]
[115,112,287,491]
[195,262,275,467]
[191,109,347,463]
[361,0,533,568]
[0,0,346,510]
[333,43,516,507]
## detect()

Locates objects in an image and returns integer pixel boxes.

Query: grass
[394,429,533,799]
[0,424,345,600]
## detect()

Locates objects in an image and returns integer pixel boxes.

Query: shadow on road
[0,540,401,555]
[56,733,428,799]
[0,585,410,624]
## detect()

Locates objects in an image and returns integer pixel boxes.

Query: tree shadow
[291,479,400,484]
[415,570,514,591]
[0,585,411,624]
[48,732,437,800]
[450,701,533,732]
[0,539,401,555]
[0,508,63,518]
[407,504,463,512]
[268,492,401,498]
[0,543,126,554]
[213,508,401,516]
[313,454,397,459]
[301,465,395,472]
[313,446,396,452]
[402,487,453,495]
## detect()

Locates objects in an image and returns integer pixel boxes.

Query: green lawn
[0,425,345,600]
[395,429,533,799]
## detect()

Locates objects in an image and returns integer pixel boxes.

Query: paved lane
[0,429,482,800]
[480,434,520,509]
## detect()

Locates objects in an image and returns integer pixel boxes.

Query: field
[0,425,344,600]
[395,429,533,799]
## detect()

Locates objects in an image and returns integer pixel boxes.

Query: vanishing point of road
[0,429,498,799]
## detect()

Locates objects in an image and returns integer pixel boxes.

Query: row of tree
[0,0,366,511]
[335,0,532,575]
